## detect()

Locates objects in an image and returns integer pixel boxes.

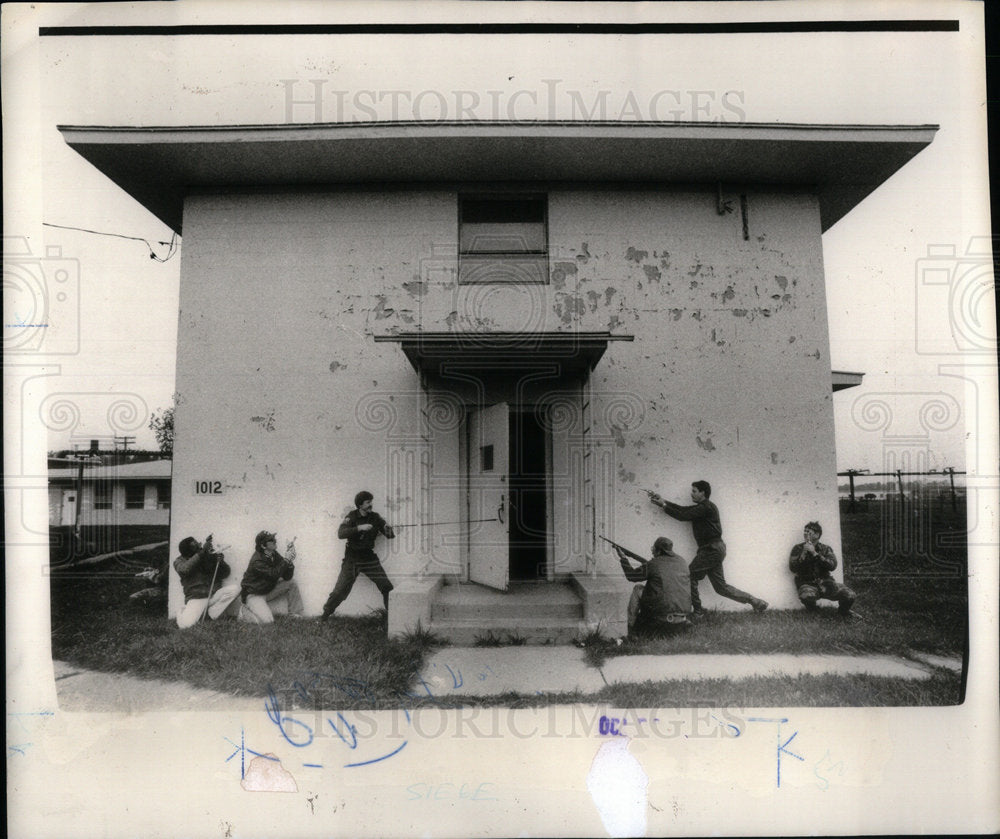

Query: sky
[7,0,994,476]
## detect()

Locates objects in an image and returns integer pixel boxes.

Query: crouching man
[789,521,857,617]
[615,536,693,637]
[238,530,305,624]
[174,535,241,628]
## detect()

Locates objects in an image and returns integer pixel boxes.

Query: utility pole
[114,436,136,460]
[946,467,957,512]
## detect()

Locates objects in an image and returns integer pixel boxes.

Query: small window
[94,482,112,510]
[157,482,171,510]
[459,195,548,284]
[125,483,145,509]
[480,445,494,472]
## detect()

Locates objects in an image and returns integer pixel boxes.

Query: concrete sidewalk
[51,647,962,711]
[53,660,264,712]
[418,647,962,699]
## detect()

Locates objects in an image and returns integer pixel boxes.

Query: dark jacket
[174,549,231,602]
[658,499,723,546]
[789,540,838,586]
[240,550,294,597]
[620,552,692,622]
[337,509,393,554]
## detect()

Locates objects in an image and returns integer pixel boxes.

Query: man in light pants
[174,535,241,628]
[238,530,305,624]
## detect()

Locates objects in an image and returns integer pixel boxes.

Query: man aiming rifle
[602,535,693,637]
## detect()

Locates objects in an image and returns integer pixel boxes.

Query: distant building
[48,460,172,526]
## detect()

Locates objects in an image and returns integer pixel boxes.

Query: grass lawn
[49,504,968,709]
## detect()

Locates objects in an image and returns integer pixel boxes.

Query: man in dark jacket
[173,535,241,628]
[789,521,857,617]
[650,480,768,617]
[615,536,693,636]
[321,490,395,620]
[238,530,304,624]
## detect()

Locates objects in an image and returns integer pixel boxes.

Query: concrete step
[428,617,588,646]
[433,598,584,620]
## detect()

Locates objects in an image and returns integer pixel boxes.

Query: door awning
[373,331,633,376]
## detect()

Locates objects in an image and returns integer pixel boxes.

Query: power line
[42,222,179,262]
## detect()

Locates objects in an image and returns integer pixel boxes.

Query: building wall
[47,481,170,526]
[170,187,842,616]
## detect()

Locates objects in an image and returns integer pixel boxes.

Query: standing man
[173,534,241,628]
[789,521,857,617]
[238,530,305,624]
[615,536,693,636]
[321,491,395,621]
[649,481,768,617]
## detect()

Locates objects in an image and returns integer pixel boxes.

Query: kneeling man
[174,535,241,628]
[615,536,693,636]
[239,530,305,624]
[788,521,857,617]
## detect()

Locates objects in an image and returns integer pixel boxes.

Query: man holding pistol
[321,491,396,621]
[649,481,768,617]
[789,521,857,617]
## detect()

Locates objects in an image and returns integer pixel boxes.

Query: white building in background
[61,120,934,638]
[47,459,172,527]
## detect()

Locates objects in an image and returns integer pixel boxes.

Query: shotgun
[598,535,648,565]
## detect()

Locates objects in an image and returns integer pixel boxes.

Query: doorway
[466,401,552,588]
[509,409,549,581]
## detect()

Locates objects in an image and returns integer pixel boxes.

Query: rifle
[199,534,222,624]
[598,535,648,565]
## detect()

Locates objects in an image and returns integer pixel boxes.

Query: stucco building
[62,121,934,638]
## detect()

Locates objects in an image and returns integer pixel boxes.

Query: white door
[61,490,77,526]
[468,402,509,590]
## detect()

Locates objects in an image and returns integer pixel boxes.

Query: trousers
[176,584,242,629]
[323,550,394,615]
[688,540,756,611]
[239,579,305,625]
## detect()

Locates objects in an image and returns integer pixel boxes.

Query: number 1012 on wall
[194,480,224,495]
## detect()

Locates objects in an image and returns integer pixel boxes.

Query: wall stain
[329,361,346,373]
[642,264,662,283]
[722,285,736,302]
[371,296,395,320]
[251,412,276,432]
[669,308,683,321]
[775,275,788,291]
[771,452,779,464]
[577,242,592,263]
[604,287,617,305]
[402,279,428,299]
[696,434,716,452]
[626,247,649,263]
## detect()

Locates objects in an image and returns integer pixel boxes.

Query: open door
[468,402,509,590]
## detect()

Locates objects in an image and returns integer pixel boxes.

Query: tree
[149,398,175,455]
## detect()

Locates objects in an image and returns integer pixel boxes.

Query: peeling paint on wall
[251,412,276,432]
[642,264,661,283]
[402,279,428,299]
[329,361,346,373]
[625,246,648,263]
[696,434,716,451]
[576,242,592,263]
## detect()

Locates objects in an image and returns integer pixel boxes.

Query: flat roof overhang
[58,121,937,234]
[832,370,865,392]
[373,331,633,377]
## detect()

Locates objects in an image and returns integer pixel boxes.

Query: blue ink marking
[327,714,359,750]
[344,740,407,768]
[303,763,324,769]
[7,711,54,735]
[711,714,741,737]
[813,749,845,791]
[748,717,802,788]
[265,684,314,747]
[224,728,278,779]
[443,664,463,689]
[9,743,32,756]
